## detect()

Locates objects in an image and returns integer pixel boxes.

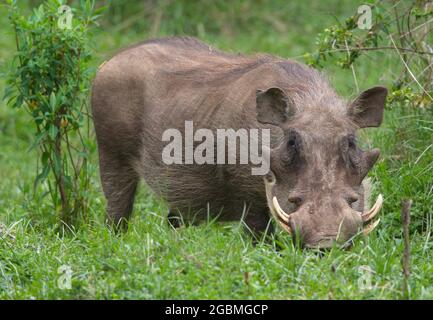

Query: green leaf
[48,124,59,140]
[77,151,88,159]
[34,164,51,190]
[12,94,24,109]
[49,92,57,111]
[28,130,47,152]
[3,85,14,102]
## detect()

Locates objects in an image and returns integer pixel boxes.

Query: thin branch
[401,199,412,300]
[390,34,433,101]
[345,39,359,92]
[408,60,433,86]
[397,18,433,39]
[317,46,433,56]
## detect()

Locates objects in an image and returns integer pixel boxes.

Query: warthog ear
[256,87,295,126]
[349,86,388,128]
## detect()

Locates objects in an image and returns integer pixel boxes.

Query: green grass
[0,0,432,299]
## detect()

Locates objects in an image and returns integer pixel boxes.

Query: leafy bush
[4,0,101,224]
[305,0,433,107]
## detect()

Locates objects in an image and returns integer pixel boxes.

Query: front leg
[167,208,183,228]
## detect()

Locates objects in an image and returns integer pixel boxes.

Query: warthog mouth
[264,177,383,243]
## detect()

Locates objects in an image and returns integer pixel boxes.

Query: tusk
[363,218,380,235]
[272,196,291,223]
[271,197,292,235]
[362,194,383,223]
[264,179,292,235]
[279,220,292,234]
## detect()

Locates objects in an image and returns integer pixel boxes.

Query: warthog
[92,37,386,248]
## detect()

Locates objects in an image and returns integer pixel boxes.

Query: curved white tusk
[272,196,291,223]
[264,180,292,235]
[362,194,383,223]
[363,218,380,235]
[279,220,292,234]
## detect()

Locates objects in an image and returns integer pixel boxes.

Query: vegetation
[0,0,431,299]
[4,0,100,224]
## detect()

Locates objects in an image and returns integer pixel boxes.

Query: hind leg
[99,150,139,229]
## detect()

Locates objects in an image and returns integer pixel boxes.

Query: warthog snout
[287,200,364,248]
[266,176,383,248]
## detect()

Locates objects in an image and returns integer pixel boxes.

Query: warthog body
[92,37,386,247]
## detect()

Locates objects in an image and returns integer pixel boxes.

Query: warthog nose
[288,208,363,249]
[305,239,354,250]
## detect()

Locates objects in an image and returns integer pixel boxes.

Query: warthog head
[256,86,387,248]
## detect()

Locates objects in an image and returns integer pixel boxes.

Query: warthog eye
[281,130,300,164]
[342,134,362,169]
[341,135,381,180]
[348,135,356,149]
[286,130,300,150]
[288,137,296,147]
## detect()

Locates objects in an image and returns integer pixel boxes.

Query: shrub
[305,0,433,107]
[4,0,101,224]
